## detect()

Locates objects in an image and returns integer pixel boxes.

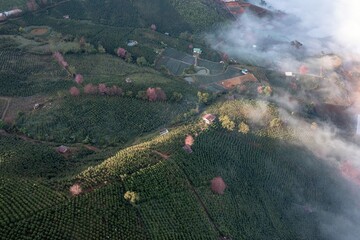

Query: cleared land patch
[30,27,50,36]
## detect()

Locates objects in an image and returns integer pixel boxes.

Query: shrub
[210,177,226,195]
[124,191,139,205]
[238,122,249,134]
[219,115,235,131]
[69,86,80,96]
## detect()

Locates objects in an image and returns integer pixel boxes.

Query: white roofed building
[4,9,22,17]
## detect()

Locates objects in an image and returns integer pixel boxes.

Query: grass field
[0,0,27,10]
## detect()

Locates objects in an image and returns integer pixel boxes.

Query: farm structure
[219,73,258,89]
[0,8,22,21]
[202,114,216,124]
[219,0,270,18]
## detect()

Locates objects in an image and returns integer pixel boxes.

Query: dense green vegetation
[43,0,228,33]
[0,49,69,96]
[0,1,357,239]
[1,183,148,240]
[16,96,189,145]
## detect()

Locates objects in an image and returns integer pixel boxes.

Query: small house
[125,78,132,83]
[202,114,216,124]
[63,15,70,19]
[56,145,69,154]
[0,13,6,21]
[160,128,169,136]
[285,72,293,77]
[4,9,22,17]
[33,103,43,110]
[193,48,202,55]
[127,40,138,47]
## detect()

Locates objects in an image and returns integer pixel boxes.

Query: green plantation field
[0,177,66,226]
[0,135,95,181]
[0,182,148,240]
[0,49,69,97]
[1,112,357,239]
[1,0,357,239]
[40,0,228,33]
[15,96,191,146]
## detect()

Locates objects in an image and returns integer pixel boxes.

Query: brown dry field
[30,28,49,35]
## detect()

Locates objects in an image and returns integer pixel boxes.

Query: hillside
[1,0,360,240]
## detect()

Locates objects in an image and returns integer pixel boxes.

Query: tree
[108,85,123,96]
[27,0,38,11]
[171,92,183,102]
[74,74,84,85]
[211,177,226,195]
[219,115,235,131]
[126,91,133,97]
[125,53,133,63]
[136,90,147,100]
[69,86,80,96]
[136,56,148,66]
[84,83,98,94]
[197,91,210,104]
[79,36,86,48]
[150,24,157,31]
[124,191,139,205]
[116,48,127,58]
[97,44,106,53]
[146,87,166,101]
[270,118,282,128]
[98,83,107,95]
[185,135,194,146]
[299,65,309,75]
[70,184,82,195]
[238,122,250,134]
[263,86,272,96]
[146,88,156,101]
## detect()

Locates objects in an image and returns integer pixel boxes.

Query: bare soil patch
[30,28,49,36]
[5,95,51,124]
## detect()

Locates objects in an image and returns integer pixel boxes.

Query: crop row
[139,190,217,239]
[16,96,188,145]
[0,177,66,226]
[124,160,190,201]
[1,183,147,240]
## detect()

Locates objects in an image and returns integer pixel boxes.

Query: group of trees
[117,47,149,66]
[69,83,178,103]
[124,191,139,205]
[70,83,124,97]
[53,52,68,69]
[257,85,273,96]
[146,87,166,101]
[219,115,250,134]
